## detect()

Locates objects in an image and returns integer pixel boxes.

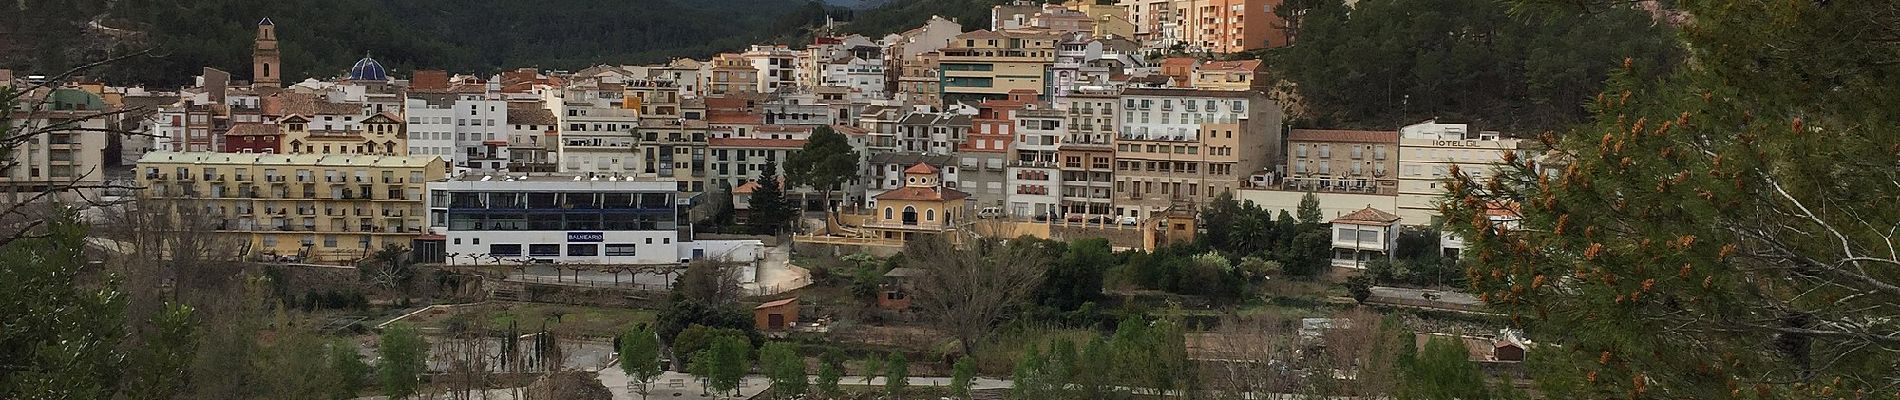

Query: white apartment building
[743,45,800,94]
[1395,120,1528,224]
[3,89,111,203]
[555,103,642,175]
[1113,89,1284,219]
[822,57,888,99]
[404,96,455,161]
[1006,105,1066,219]
[404,92,510,171]
[896,112,972,155]
[427,175,683,265]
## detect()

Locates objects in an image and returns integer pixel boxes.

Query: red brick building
[223,122,282,153]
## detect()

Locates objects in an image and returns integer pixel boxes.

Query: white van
[977,207,1004,219]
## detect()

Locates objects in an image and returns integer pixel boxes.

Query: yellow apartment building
[280,113,410,156]
[135,152,446,264]
[937,30,1060,104]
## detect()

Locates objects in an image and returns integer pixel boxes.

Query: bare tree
[0,50,156,246]
[1315,307,1403,397]
[905,235,1051,355]
[1197,312,1304,399]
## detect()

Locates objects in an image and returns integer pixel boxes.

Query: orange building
[754,297,799,331]
[1123,0,1290,53]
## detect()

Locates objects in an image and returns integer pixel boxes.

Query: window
[323,235,338,247]
[568,244,599,256]
[529,244,561,256]
[605,244,638,256]
[490,244,522,256]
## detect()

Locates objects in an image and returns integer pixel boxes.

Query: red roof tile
[754,297,798,310]
[1200,60,1262,72]
[226,123,279,136]
[708,112,762,124]
[1332,206,1401,225]
[904,162,938,174]
[875,186,969,202]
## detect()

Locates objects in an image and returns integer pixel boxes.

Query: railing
[508,274,671,292]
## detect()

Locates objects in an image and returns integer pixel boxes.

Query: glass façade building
[427,174,685,264]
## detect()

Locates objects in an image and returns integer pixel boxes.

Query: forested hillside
[1265,0,1681,131]
[0,0,833,87]
[837,0,1013,36]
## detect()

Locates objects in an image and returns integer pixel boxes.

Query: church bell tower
[253,18,281,89]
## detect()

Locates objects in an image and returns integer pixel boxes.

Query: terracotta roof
[703,97,749,112]
[708,112,764,124]
[1288,129,1397,144]
[754,297,797,310]
[733,176,785,194]
[1161,57,1201,68]
[956,30,1007,40]
[226,123,278,136]
[507,108,558,125]
[753,125,813,134]
[273,92,359,116]
[1484,201,1521,219]
[875,186,969,202]
[364,113,401,124]
[1200,60,1262,72]
[904,162,938,174]
[708,138,806,148]
[829,125,869,136]
[1332,206,1401,225]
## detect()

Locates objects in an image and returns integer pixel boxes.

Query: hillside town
[3,0,1891,399]
[19,2,1532,264]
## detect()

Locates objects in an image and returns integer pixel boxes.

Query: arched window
[884,207,893,220]
[926,209,935,221]
[902,206,918,225]
[262,63,272,78]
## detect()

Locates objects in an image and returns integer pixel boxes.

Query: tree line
[2,0,837,87]
[1265,0,1682,132]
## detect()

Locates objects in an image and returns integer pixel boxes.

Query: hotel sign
[567,232,604,242]
[1432,139,1481,147]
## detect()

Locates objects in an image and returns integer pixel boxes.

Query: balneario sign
[567,232,605,242]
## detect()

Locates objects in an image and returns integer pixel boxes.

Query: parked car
[977,207,1004,219]
[1118,216,1139,226]
[1066,214,1085,223]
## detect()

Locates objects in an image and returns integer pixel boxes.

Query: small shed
[753,297,799,331]
[877,267,924,310]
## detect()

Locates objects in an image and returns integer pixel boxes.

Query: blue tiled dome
[348,55,388,81]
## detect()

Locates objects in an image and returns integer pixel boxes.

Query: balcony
[1010,160,1058,168]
